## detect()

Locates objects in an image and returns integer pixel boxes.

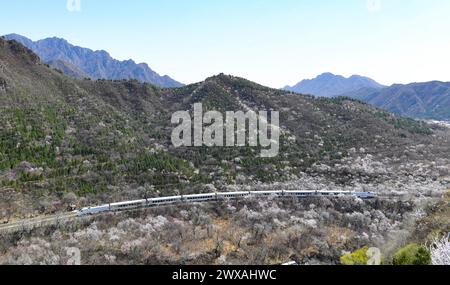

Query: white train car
[284,190,317,197]
[183,193,216,203]
[252,191,283,197]
[78,204,110,216]
[110,199,147,212]
[150,195,183,206]
[216,191,251,200]
[76,190,378,216]
[319,191,354,197]
[353,192,377,199]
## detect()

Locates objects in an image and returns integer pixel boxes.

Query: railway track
[0,213,77,234]
[0,190,379,233]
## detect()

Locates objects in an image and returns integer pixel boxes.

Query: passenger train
[76,190,377,216]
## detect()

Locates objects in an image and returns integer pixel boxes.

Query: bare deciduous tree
[430,235,450,265]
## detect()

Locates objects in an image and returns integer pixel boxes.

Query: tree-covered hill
[0,38,446,218]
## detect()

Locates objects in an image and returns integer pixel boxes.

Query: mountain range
[0,37,435,216]
[3,34,183,88]
[4,34,450,120]
[286,73,450,120]
[342,81,450,120]
[284,72,385,97]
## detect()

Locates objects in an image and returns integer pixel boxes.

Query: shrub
[392,244,431,265]
[340,246,369,265]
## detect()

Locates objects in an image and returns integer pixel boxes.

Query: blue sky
[1,0,450,87]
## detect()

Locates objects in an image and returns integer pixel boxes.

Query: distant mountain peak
[3,33,183,88]
[43,36,68,42]
[344,80,450,120]
[318,72,340,78]
[284,73,385,97]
